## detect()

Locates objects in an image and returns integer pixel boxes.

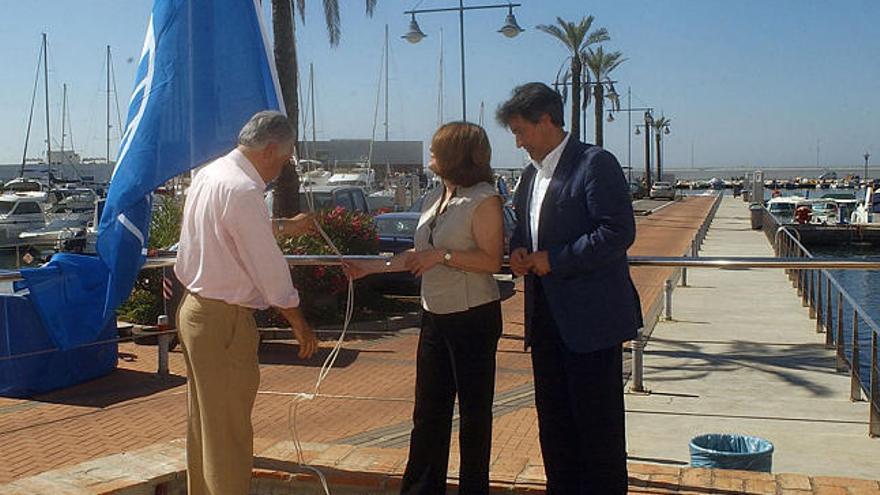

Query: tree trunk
[655,133,663,183]
[570,56,581,142]
[271,0,301,218]
[594,84,604,147]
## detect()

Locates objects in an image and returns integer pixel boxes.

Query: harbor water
[810,244,880,390]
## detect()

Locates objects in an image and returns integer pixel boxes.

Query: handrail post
[815,272,822,331]
[836,292,846,370]
[157,315,170,379]
[870,332,879,437]
[797,263,803,296]
[825,280,833,345]
[801,267,808,305]
[808,270,816,318]
[851,311,862,402]
[630,328,647,393]
[664,279,674,321]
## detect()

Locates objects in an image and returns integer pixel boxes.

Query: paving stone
[777,473,813,490]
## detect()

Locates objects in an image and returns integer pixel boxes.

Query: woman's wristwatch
[442,249,452,265]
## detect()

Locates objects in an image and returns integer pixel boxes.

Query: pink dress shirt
[175,148,300,309]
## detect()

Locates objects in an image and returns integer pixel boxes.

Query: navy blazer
[511,137,643,353]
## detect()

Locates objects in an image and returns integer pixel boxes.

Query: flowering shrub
[117,196,183,324]
[273,207,379,320]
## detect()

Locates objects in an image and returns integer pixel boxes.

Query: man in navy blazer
[497,83,642,494]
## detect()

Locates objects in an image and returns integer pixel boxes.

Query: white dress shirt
[529,133,570,252]
[175,148,300,309]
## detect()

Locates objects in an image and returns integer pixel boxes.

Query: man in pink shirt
[175,110,318,495]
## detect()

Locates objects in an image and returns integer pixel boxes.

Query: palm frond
[582,69,592,109]
[294,0,306,23]
[607,81,621,110]
[322,0,341,46]
[584,28,609,48]
[582,46,627,80]
[536,24,573,51]
[603,51,627,74]
[560,18,580,47]
[365,0,377,16]
[554,58,571,85]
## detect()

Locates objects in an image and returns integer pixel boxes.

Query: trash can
[749,203,763,230]
[742,190,750,202]
[689,433,774,472]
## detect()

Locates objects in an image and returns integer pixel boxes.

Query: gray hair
[238,110,294,149]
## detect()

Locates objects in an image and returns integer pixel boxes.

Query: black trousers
[530,281,628,495]
[400,300,502,495]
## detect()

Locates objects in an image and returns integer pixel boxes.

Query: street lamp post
[653,118,671,183]
[403,1,524,122]
[553,79,618,143]
[612,104,653,190]
[865,152,871,187]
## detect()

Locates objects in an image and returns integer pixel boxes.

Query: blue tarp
[0,290,117,398]
[1,0,283,397]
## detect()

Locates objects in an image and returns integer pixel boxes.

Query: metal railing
[3,194,877,436]
[759,207,880,437]
[631,191,724,393]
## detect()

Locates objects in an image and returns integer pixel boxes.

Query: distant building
[297,139,423,181]
[48,150,82,165]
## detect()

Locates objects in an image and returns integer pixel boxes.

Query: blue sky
[1,0,877,170]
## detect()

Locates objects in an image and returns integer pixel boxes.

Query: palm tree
[652,116,671,182]
[582,46,625,147]
[537,16,608,142]
[270,0,377,218]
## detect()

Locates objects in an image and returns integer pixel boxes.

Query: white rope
[283,157,356,495]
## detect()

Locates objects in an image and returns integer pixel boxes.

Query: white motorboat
[766,195,807,224]
[0,193,49,249]
[850,186,880,224]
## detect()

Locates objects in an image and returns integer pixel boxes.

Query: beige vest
[415,182,501,314]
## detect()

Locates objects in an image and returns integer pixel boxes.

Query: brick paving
[1,196,877,493]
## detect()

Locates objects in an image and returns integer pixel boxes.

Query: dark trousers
[400,300,502,495]
[530,281,628,494]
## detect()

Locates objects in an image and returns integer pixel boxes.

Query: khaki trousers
[177,292,260,495]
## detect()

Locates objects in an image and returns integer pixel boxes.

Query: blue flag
[21,0,284,349]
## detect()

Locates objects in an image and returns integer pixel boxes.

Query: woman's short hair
[495,82,565,128]
[431,122,494,188]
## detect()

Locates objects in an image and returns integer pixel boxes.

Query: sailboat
[19,44,123,255]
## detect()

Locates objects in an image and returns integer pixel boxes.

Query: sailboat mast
[384,24,389,142]
[309,63,316,145]
[20,42,43,178]
[61,83,67,156]
[43,33,51,170]
[437,29,444,128]
[107,45,111,164]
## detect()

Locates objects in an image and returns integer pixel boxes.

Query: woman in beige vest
[345,122,504,494]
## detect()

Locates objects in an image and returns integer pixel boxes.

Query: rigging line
[58,84,85,179]
[20,43,44,176]
[367,35,385,166]
[630,90,651,111]
[81,60,104,161]
[296,60,308,161]
[65,88,76,154]
[109,50,124,144]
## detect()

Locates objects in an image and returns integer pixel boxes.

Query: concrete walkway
[626,196,880,479]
